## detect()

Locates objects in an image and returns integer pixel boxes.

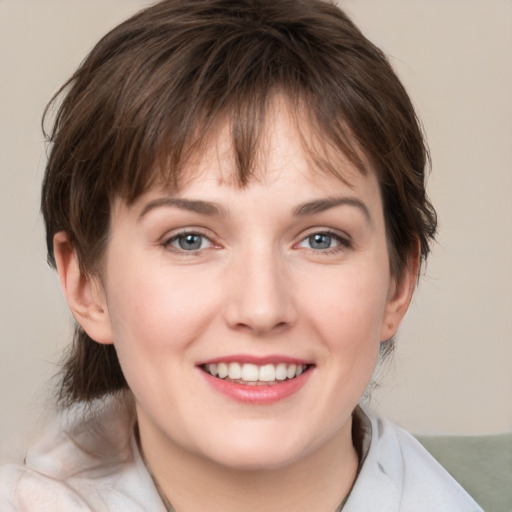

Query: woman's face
[96,103,411,471]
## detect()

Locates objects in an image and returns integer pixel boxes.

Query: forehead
[115,100,383,226]
[163,97,371,195]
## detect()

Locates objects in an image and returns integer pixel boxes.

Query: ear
[53,232,113,345]
[380,244,421,342]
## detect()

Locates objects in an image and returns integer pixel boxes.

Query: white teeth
[217,362,228,378]
[259,364,275,381]
[241,363,259,381]
[286,364,297,379]
[275,363,287,381]
[228,362,242,380]
[206,364,217,377]
[204,362,308,382]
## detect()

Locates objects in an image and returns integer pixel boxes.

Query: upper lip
[197,354,313,366]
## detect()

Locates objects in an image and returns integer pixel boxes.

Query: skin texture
[54,101,418,511]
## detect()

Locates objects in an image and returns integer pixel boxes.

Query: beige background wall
[1,0,511,462]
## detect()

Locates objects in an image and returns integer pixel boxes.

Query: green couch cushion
[416,432,512,512]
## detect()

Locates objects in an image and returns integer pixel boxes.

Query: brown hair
[41,0,436,405]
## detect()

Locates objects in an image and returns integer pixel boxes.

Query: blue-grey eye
[308,233,334,250]
[298,232,345,251]
[169,233,212,251]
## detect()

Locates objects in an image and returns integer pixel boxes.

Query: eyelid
[161,227,220,254]
[299,227,351,242]
[295,228,352,252]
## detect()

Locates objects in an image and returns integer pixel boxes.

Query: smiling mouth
[201,362,310,385]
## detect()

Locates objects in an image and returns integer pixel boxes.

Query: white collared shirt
[0,397,482,511]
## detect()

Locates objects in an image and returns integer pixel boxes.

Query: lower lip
[200,368,313,405]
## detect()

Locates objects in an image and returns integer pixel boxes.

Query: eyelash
[297,230,352,254]
[162,230,215,255]
[161,229,351,256]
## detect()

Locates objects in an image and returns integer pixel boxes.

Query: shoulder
[345,408,483,512]
[0,396,164,512]
[0,462,94,512]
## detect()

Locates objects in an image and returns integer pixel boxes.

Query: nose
[223,248,297,337]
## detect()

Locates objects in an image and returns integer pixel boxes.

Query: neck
[138,413,358,512]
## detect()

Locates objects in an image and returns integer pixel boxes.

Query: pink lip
[197,354,312,366]
[199,366,313,405]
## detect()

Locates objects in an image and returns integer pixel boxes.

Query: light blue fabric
[0,399,483,511]
[344,408,482,511]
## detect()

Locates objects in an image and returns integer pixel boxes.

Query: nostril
[232,319,291,337]
[222,267,297,334]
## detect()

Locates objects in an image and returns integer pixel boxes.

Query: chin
[195,429,316,472]
[207,448,301,472]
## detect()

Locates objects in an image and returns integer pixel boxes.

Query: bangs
[43,0,433,275]
[135,91,368,199]
[97,36,371,204]
[41,0,436,404]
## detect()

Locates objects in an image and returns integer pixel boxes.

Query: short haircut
[41,0,437,405]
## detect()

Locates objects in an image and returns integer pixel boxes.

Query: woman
[0,0,481,510]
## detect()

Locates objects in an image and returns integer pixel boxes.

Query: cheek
[301,262,391,341]
[299,261,390,396]
[105,260,223,354]
[103,264,225,409]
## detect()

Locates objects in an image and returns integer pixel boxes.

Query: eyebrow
[138,197,227,220]
[293,197,372,223]
[138,195,371,223]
